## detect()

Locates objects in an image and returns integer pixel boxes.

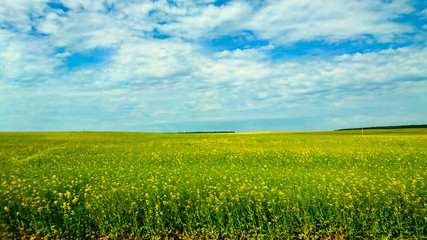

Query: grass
[0,129,426,239]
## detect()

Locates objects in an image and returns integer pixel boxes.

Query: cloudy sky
[1,0,426,132]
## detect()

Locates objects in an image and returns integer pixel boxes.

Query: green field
[1,129,426,239]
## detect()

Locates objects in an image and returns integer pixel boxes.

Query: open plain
[1,129,426,239]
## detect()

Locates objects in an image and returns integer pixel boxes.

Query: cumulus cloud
[0,0,45,32]
[156,1,253,40]
[36,6,128,52]
[249,0,416,44]
[0,36,62,84]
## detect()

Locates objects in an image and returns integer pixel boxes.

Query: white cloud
[1,44,426,130]
[36,10,129,52]
[2,0,418,56]
[157,1,253,40]
[0,0,425,131]
[248,0,416,44]
[0,0,45,32]
[107,0,418,45]
[419,8,427,19]
[110,38,201,89]
[0,36,62,84]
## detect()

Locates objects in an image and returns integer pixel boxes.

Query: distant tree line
[176,131,235,134]
[336,124,427,131]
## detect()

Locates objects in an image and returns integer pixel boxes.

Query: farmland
[0,129,426,239]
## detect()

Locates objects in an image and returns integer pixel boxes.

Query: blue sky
[1,0,426,132]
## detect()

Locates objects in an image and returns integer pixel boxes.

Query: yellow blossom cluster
[0,129,426,239]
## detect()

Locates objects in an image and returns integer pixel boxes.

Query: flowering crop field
[1,129,426,239]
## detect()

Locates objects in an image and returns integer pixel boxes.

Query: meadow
[0,129,426,239]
